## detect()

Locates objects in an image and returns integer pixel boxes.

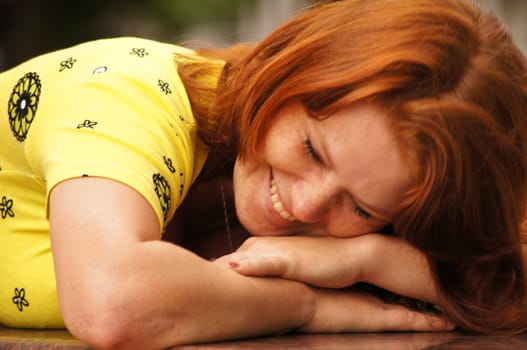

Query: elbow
[63,304,135,350]
[62,290,190,349]
[61,288,150,350]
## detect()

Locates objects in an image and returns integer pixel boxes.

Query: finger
[212,252,238,264]
[228,255,290,277]
[211,253,236,266]
[212,252,249,268]
[371,305,455,332]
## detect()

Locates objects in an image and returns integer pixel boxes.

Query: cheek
[232,164,249,215]
[232,157,270,235]
[232,160,242,193]
[232,160,250,215]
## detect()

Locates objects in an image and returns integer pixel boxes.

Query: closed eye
[351,201,373,220]
[303,139,323,164]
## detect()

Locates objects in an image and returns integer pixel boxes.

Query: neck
[163,176,248,259]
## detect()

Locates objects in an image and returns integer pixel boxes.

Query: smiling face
[233,101,415,237]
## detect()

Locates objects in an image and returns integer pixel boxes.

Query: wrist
[343,234,382,283]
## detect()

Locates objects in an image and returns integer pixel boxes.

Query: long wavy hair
[178,0,527,334]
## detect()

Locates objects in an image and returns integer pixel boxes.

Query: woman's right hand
[299,287,454,333]
[216,234,440,306]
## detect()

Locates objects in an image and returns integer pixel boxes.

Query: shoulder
[1,37,194,82]
[71,37,194,59]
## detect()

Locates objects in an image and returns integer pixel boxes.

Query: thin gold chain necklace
[219,178,234,253]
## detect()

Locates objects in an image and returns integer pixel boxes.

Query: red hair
[179,0,527,334]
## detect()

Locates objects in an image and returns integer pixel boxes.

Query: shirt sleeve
[21,39,206,233]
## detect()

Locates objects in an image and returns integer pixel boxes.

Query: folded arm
[216,234,439,304]
[49,177,314,349]
[50,178,450,349]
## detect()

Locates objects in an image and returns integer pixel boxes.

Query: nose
[290,176,338,224]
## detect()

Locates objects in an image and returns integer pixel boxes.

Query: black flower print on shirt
[158,79,172,95]
[12,288,29,312]
[130,48,149,57]
[59,57,77,71]
[8,72,42,142]
[153,173,171,222]
[164,156,176,173]
[1,196,14,219]
[77,119,98,129]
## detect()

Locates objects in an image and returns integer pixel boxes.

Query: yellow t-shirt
[0,37,210,328]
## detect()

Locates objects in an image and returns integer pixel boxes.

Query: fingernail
[229,261,240,269]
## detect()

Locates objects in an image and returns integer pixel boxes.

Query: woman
[0,0,525,349]
[211,0,527,337]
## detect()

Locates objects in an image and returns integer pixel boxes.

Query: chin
[236,206,297,237]
[238,217,287,237]
[239,221,274,236]
[236,212,261,236]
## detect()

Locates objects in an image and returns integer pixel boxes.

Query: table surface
[2,326,527,350]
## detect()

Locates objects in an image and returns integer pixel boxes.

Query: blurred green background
[0,0,310,70]
[0,0,525,71]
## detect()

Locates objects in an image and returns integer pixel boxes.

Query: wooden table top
[2,326,527,350]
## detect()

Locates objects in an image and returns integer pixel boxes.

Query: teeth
[270,179,296,221]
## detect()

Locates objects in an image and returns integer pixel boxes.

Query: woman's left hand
[298,287,454,333]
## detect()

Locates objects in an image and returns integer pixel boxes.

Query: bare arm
[215,235,452,332]
[215,234,439,304]
[49,177,314,349]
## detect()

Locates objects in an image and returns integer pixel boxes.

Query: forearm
[59,240,314,349]
[211,236,453,335]
[219,234,438,304]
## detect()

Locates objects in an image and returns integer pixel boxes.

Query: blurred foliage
[2,0,522,71]
[149,0,250,31]
[0,0,254,70]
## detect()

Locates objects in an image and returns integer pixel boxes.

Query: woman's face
[233,101,414,237]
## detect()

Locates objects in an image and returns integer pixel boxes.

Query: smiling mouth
[270,177,297,222]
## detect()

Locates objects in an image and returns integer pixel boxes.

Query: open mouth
[270,176,297,222]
